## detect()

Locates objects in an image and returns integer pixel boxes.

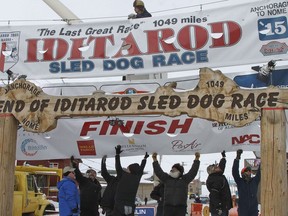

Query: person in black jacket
[232,149,261,216]
[100,155,120,216]
[71,156,102,216]
[150,180,164,216]
[152,152,200,216]
[206,151,232,216]
[113,145,149,216]
[128,0,152,19]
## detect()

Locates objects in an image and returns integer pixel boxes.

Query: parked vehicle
[13,165,62,216]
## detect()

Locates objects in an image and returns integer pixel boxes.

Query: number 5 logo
[258,16,288,41]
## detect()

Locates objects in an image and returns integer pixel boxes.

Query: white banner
[16,115,262,160]
[0,0,287,80]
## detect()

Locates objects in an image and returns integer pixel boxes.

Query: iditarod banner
[0,0,287,80]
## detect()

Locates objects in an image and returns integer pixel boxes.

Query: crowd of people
[57,147,260,216]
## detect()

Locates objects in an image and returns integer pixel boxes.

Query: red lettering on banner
[70,38,86,59]
[178,25,208,50]
[145,121,167,135]
[167,118,193,133]
[232,134,260,145]
[146,28,179,53]
[114,33,143,57]
[209,21,241,48]
[79,119,194,136]
[25,39,39,62]
[87,35,114,58]
[25,22,242,62]
[80,121,101,136]
[43,38,68,61]
[0,42,6,72]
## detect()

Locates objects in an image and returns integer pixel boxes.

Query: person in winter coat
[232,149,261,216]
[150,180,164,216]
[71,157,102,216]
[128,0,152,19]
[57,166,80,216]
[100,155,120,216]
[206,151,232,216]
[152,152,200,216]
[113,145,149,216]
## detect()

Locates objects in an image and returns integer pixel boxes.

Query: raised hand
[144,152,149,159]
[236,149,243,160]
[115,145,123,155]
[195,152,200,160]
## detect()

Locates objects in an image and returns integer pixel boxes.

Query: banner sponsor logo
[0,31,20,72]
[231,134,260,145]
[20,138,47,156]
[76,140,97,156]
[120,143,147,153]
[171,139,202,152]
[260,41,288,56]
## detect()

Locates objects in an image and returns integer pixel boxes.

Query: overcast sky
[2,0,260,194]
[0,0,258,25]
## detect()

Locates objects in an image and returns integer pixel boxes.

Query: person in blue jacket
[57,166,80,216]
[232,149,261,216]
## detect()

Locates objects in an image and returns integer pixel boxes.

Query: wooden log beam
[2,67,288,133]
[261,109,288,216]
[0,114,18,216]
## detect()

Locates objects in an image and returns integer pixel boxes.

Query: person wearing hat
[128,0,152,19]
[152,152,200,216]
[232,149,261,216]
[71,157,102,216]
[113,145,149,216]
[57,166,80,216]
[206,151,232,216]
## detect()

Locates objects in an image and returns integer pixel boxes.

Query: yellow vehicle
[13,165,62,216]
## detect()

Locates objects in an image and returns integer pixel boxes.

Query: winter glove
[72,207,79,215]
[115,145,123,155]
[195,152,200,160]
[128,13,136,19]
[236,149,243,160]
[70,156,78,168]
[144,152,149,159]
[221,150,226,158]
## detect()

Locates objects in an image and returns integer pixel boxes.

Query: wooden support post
[261,109,288,216]
[0,114,18,216]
